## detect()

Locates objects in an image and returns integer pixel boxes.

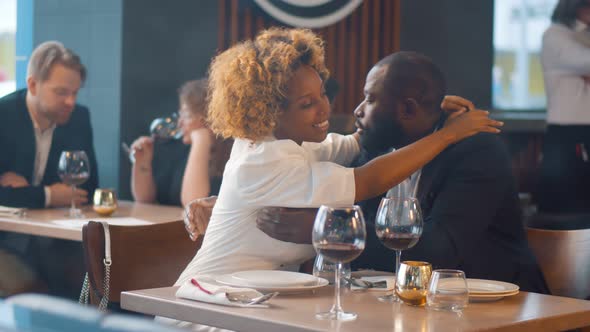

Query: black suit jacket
[353,133,549,293]
[0,89,99,208]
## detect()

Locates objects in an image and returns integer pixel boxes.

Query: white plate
[469,290,519,302]
[215,271,329,293]
[230,270,320,288]
[466,279,519,295]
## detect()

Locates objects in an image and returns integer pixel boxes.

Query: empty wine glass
[312,205,366,321]
[150,113,182,140]
[375,197,423,302]
[57,150,90,218]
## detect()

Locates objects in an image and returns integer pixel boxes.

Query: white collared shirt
[175,133,360,284]
[32,125,55,186]
[28,109,56,207]
[541,21,590,125]
[386,168,422,199]
[385,145,421,199]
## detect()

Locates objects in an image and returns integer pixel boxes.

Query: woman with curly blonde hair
[175,28,501,284]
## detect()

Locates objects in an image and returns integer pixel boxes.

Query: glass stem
[395,250,401,275]
[333,261,343,313]
[394,250,401,297]
[71,185,76,212]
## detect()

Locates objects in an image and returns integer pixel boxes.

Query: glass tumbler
[93,188,118,217]
[396,261,432,306]
[426,269,469,312]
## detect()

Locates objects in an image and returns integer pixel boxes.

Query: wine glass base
[67,208,85,219]
[378,293,400,303]
[315,310,357,321]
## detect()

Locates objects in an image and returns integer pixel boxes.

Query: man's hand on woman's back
[256,207,316,244]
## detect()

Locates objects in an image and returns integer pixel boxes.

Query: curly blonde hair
[207,28,329,141]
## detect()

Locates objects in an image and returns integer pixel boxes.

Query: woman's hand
[130,136,154,169]
[441,109,504,144]
[441,95,475,114]
[184,195,217,241]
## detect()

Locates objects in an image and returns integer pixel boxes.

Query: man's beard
[359,120,405,156]
[40,105,72,125]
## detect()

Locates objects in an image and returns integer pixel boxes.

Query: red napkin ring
[190,278,213,295]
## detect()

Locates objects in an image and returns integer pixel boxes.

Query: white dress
[175,133,360,285]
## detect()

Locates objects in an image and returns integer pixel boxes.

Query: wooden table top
[0,201,183,241]
[121,285,590,332]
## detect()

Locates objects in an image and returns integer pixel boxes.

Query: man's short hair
[377,51,446,114]
[27,41,86,83]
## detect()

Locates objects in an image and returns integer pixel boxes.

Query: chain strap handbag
[79,221,111,312]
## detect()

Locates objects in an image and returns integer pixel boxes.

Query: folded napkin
[0,205,25,218]
[175,277,269,308]
[350,276,395,292]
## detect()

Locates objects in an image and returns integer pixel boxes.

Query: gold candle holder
[396,261,432,306]
[93,188,118,217]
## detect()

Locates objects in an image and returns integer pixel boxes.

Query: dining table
[0,200,184,241]
[121,283,590,332]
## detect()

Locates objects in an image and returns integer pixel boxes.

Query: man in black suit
[0,41,98,208]
[0,41,98,296]
[256,52,548,293]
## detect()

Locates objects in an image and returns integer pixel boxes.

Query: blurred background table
[0,201,183,241]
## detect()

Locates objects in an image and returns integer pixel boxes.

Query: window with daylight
[0,0,16,98]
[493,0,558,110]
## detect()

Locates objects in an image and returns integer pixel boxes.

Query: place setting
[175,270,329,308]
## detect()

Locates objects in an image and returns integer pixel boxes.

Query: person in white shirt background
[173,27,502,289]
[537,0,590,214]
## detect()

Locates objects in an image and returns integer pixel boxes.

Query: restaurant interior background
[0,0,552,201]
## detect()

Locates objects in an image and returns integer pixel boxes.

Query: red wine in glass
[316,243,364,263]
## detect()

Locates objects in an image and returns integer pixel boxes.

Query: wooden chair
[526,226,590,299]
[82,220,201,309]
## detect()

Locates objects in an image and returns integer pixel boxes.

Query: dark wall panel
[400,0,494,108]
[118,0,219,199]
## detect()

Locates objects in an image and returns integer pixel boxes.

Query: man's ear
[399,98,420,119]
[26,76,37,95]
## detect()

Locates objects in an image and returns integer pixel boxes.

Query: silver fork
[345,277,387,289]
[226,291,279,305]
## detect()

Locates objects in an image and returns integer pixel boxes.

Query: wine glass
[312,253,351,286]
[57,150,90,218]
[150,113,182,140]
[375,196,423,302]
[312,205,366,321]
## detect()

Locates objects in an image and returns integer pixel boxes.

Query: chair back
[82,220,200,306]
[526,226,590,299]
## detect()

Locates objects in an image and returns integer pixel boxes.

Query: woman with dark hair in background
[130,79,231,206]
[537,0,590,214]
